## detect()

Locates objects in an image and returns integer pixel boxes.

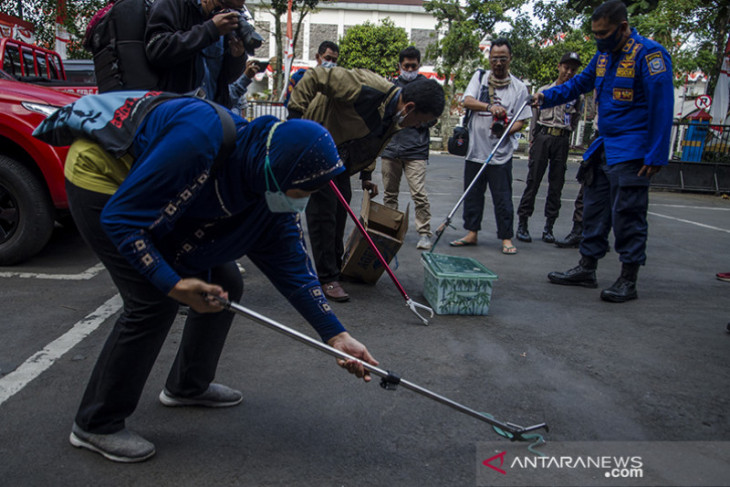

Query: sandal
[449,238,476,247]
[502,244,517,255]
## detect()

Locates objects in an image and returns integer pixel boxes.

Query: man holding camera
[449,38,530,255]
[146,0,252,107]
[516,52,584,244]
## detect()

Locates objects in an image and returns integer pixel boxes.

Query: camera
[217,5,263,55]
[491,113,509,138]
[234,16,263,55]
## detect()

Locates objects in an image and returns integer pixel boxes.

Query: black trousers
[580,156,649,265]
[66,182,243,434]
[305,171,351,284]
[571,184,584,226]
[461,158,514,239]
[517,131,570,222]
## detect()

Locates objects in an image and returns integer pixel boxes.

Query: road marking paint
[648,212,730,234]
[0,294,122,407]
[0,263,105,280]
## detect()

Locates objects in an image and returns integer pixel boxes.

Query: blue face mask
[595,24,624,53]
[321,60,337,69]
[264,123,310,213]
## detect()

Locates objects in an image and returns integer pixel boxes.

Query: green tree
[631,0,729,94]
[336,18,408,78]
[536,0,730,94]
[0,0,105,57]
[423,0,528,149]
[251,0,323,100]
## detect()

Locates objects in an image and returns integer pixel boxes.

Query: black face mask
[596,24,624,53]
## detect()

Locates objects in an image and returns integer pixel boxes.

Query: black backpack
[86,0,159,93]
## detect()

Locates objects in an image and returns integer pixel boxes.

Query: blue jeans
[461,158,514,240]
[580,153,650,265]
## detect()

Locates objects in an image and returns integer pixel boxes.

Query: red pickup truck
[0,67,80,265]
[0,37,97,96]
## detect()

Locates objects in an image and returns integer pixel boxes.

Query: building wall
[247,0,438,71]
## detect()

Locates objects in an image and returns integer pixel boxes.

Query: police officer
[533,0,673,302]
[516,51,583,244]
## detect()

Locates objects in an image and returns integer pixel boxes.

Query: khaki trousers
[381,157,431,237]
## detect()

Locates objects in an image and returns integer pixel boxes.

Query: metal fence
[669,121,730,164]
[652,122,730,193]
[246,100,288,121]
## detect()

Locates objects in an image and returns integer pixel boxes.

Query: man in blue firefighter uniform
[533,0,673,302]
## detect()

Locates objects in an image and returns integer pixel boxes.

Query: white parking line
[0,294,122,407]
[648,212,730,234]
[0,263,105,280]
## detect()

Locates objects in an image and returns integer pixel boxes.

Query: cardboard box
[340,192,409,284]
[421,252,498,315]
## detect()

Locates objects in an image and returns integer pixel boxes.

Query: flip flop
[502,245,518,255]
[450,238,476,247]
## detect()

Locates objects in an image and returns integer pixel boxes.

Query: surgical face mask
[265,190,310,213]
[321,60,337,69]
[399,70,418,82]
[595,24,623,53]
[396,108,411,126]
[264,122,310,213]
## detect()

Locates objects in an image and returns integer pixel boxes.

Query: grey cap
[560,52,581,65]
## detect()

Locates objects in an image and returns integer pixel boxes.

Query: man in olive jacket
[288,66,444,302]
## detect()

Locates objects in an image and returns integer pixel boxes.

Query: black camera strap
[200,99,237,178]
[462,69,486,128]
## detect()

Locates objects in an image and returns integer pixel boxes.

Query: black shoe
[548,265,597,288]
[600,277,637,302]
[516,222,531,243]
[542,230,555,243]
[555,230,582,248]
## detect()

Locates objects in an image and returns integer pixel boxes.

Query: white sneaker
[417,235,432,250]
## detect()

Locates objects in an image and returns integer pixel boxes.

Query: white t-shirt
[462,70,531,165]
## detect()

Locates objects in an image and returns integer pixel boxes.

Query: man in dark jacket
[381,46,434,251]
[145,0,246,107]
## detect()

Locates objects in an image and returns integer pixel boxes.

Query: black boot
[516,218,531,243]
[548,255,598,288]
[555,223,583,248]
[600,263,639,302]
[542,219,555,243]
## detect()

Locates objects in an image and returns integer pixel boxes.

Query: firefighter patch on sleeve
[646,52,666,75]
[613,88,634,102]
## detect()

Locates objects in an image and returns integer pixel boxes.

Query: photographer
[449,38,530,255]
[146,0,256,107]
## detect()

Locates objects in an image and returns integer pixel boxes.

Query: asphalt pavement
[0,152,728,486]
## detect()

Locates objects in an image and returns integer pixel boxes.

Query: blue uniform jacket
[101,99,345,341]
[542,29,673,167]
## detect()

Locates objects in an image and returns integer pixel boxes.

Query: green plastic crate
[421,252,498,315]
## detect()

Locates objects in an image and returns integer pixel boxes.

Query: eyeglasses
[490,57,510,64]
[401,63,419,70]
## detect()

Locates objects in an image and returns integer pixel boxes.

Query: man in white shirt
[449,38,531,255]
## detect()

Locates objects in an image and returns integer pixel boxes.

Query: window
[48,56,62,80]
[36,54,49,79]
[3,45,21,77]
[22,48,35,76]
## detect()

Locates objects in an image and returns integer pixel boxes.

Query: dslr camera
[491,112,509,138]
[217,5,263,55]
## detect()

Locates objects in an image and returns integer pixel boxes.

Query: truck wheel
[0,155,55,265]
